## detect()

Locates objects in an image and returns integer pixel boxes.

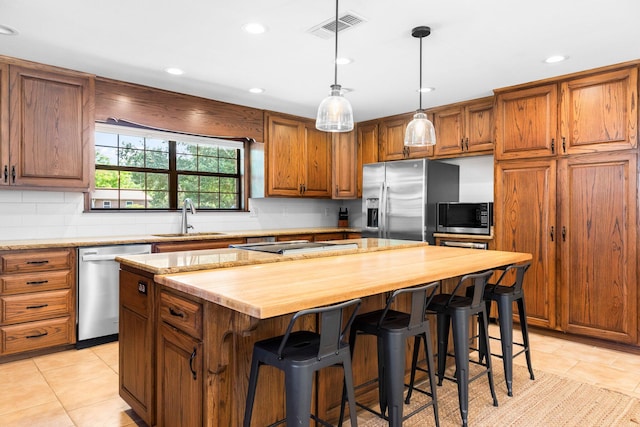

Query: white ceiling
[1,0,639,123]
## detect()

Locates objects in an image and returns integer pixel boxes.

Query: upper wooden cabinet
[495,66,638,160]
[378,113,433,161]
[356,120,379,198]
[265,112,331,197]
[431,97,494,158]
[0,60,93,190]
[331,131,357,199]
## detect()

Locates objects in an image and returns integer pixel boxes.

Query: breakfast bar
[118,240,531,426]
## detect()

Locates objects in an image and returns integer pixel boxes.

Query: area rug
[357,364,640,426]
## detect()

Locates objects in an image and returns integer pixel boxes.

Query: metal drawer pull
[26,331,48,339]
[26,280,49,285]
[26,304,49,309]
[26,260,49,265]
[189,348,197,379]
[169,307,185,318]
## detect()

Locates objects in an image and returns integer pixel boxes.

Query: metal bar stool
[409,271,497,427]
[243,298,361,427]
[339,282,440,427]
[481,262,534,396]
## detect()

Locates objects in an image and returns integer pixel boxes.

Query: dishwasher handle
[82,251,150,262]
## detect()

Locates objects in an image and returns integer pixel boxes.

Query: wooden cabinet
[378,113,433,161]
[495,66,637,160]
[331,131,357,199]
[431,97,494,158]
[0,59,93,190]
[152,238,245,253]
[557,152,637,343]
[119,268,155,426]
[494,159,557,330]
[356,121,379,198]
[495,151,638,343]
[0,248,76,356]
[265,112,331,197]
[156,289,203,427]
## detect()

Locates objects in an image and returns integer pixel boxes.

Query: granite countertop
[117,238,428,274]
[0,227,361,251]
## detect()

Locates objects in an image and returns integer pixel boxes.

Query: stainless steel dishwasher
[77,244,152,348]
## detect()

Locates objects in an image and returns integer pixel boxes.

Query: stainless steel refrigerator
[362,158,459,243]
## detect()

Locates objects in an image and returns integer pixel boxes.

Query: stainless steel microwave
[436,202,493,235]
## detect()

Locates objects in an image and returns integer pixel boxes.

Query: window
[92,123,244,211]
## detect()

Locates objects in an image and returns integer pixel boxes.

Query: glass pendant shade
[404,111,436,146]
[316,84,354,132]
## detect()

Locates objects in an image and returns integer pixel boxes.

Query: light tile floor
[1,326,639,426]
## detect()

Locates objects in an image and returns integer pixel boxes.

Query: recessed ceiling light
[336,57,352,65]
[249,87,265,94]
[0,24,18,36]
[242,22,267,35]
[545,55,568,64]
[165,67,184,75]
[419,87,435,93]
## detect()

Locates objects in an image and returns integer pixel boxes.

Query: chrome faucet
[181,198,196,234]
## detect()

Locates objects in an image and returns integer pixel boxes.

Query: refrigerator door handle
[378,183,385,238]
[382,182,389,238]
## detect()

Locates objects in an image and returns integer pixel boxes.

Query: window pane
[219,158,237,174]
[198,145,218,157]
[95,146,118,166]
[220,177,237,193]
[148,191,169,209]
[198,156,219,173]
[147,173,169,191]
[96,132,118,147]
[177,154,197,171]
[219,147,237,159]
[146,138,169,152]
[119,148,145,168]
[95,169,119,189]
[220,192,238,209]
[200,192,219,209]
[146,150,169,169]
[119,135,145,150]
[120,171,145,189]
[178,175,198,192]
[200,176,219,192]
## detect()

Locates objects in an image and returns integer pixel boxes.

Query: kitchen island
[117,239,531,426]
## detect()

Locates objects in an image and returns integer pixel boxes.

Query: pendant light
[315,0,354,132]
[404,26,436,146]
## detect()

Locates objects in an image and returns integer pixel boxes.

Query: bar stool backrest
[276,298,362,360]
[377,281,440,331]
[447,270,494,308]
[487,262,532,293]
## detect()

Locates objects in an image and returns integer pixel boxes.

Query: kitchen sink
[152,232,226,237]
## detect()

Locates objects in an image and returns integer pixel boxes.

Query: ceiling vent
[308,11,367,39]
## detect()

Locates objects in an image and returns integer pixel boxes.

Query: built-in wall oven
[77,244,152,348]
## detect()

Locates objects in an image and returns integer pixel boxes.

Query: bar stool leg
[243,354,261,427]
[423,329,440,427]
[481,308,499,407]
[496,295,514,396]
[284,368,313,427]
[451,310,470,427]
[405,335,422,403]
[517,297,535,380]
[436,312,450,386]
[342,355,359,427]
[383,333,406,427]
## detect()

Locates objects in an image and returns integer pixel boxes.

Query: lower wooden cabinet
[157,322,203,427]
[0,248,76,357]
[152,238,245,253]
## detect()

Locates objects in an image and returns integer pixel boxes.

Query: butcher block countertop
[154,244,532,319]
[117,238,426,274]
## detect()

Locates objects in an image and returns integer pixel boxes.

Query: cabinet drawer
[0,270,72,294]
[1,316,73,355]
[159,291,202,339]
[0,249,73,274]
[1,290,73,324]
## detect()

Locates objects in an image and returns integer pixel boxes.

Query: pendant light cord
[334,0,339,86]
[418,34,423,111]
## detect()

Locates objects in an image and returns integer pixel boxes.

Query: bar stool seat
[481,262,534,396]
[243,298,361,427]
[409,271,497,427]
[340,282,440,427]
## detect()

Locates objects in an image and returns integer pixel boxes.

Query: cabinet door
[302,124,331,197]
[378,116,408,161]
[356,121,378,198]
[8,65,92,189]
[560,67,637,155]
[465,98,494,153]
[265,114,304,196]
[119,270,154,426]
[494,159,557,329]
[0,63,7,187]
[432,106,464,157]
[557,152,637,343]
[331,131,357,199]
[495,84,558,160]
[157,323,203,427]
